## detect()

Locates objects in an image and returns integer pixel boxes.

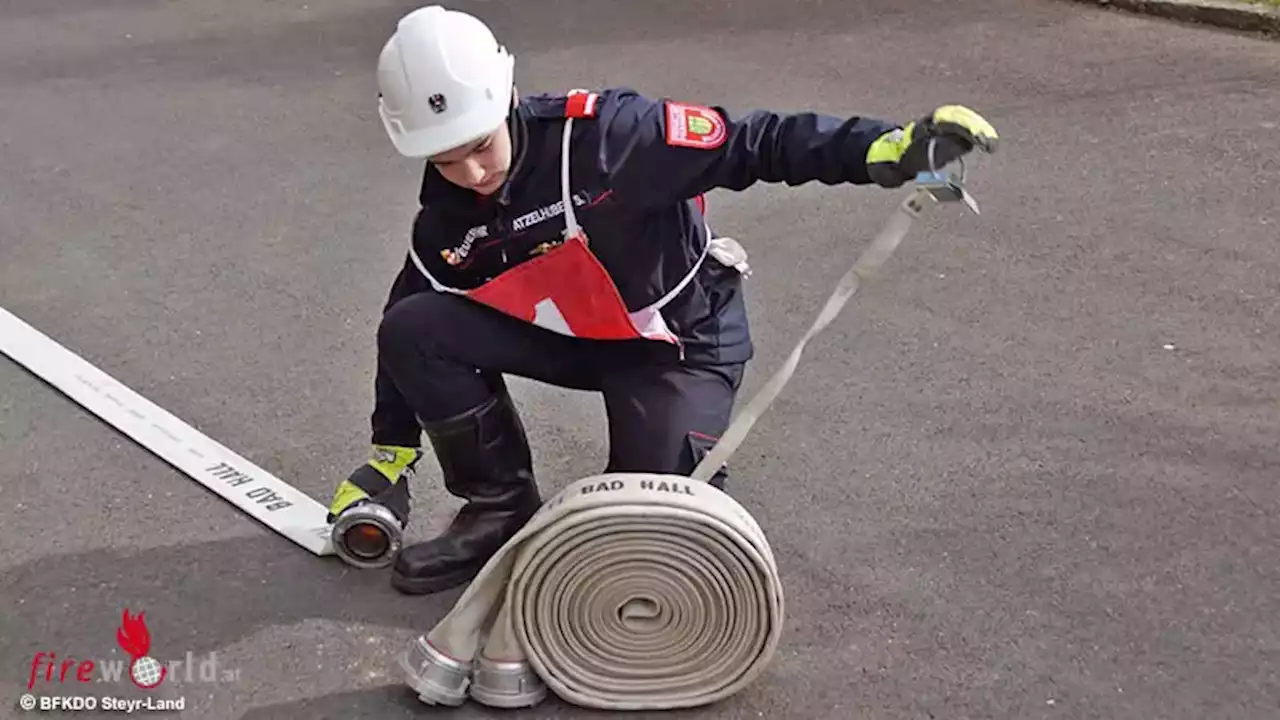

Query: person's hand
[866,105,999,188]
[326,444,421,523]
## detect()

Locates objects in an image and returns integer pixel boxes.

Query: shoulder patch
[664,101,727,149]
[565,89,600,119]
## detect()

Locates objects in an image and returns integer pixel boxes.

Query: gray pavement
[2,1,1278,718]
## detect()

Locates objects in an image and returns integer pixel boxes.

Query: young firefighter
[327,5,999,595]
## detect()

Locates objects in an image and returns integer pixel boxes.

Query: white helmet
[376,6,515,159]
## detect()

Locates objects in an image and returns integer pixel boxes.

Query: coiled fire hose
[399,153,986,711]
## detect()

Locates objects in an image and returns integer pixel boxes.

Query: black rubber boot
[390,388,541,595]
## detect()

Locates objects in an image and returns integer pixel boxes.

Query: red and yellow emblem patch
[664,101,727,150]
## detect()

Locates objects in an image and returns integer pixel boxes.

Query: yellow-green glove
[866,105,999,188]
[326,445,421,524]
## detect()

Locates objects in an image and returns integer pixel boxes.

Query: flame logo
[116,609,167,690]
[116,609,151,658]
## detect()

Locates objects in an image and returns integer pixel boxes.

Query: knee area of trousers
[378,292,456,354]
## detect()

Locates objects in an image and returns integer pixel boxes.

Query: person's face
[428,122,512,196]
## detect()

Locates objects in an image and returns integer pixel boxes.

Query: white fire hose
[0,124,986,712]
[399,150,988,711]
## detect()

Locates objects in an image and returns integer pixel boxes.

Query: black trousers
[377,290,746,480]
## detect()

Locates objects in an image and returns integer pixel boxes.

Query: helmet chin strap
[508,104,525,164]
[495,97,527,204]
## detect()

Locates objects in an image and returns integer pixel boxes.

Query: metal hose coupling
[399,636,472,706]
[469,656,547,708]
[399,636,547,707]
[329,502,404,569]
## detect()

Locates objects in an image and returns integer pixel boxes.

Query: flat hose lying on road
[400,161,984,711]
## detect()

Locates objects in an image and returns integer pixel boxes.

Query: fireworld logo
[27,607,241,691]
[116,609,165,688]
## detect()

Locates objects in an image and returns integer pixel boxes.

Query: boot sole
[390,564,482,596]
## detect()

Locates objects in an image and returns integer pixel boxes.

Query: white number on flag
[532,298,575,336]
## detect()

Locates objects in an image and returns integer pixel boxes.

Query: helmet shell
[377,6,515,158]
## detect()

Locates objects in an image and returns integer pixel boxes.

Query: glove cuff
[369,444,421,482]
[865,124,913,166]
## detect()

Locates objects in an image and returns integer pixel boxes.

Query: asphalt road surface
[3,1,1278,718]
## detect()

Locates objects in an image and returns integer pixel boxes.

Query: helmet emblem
[428,93,447,114]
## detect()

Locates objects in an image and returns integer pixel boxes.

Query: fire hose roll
[400,471,783,710]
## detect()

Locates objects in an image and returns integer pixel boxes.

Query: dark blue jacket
[370,86,898,446]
